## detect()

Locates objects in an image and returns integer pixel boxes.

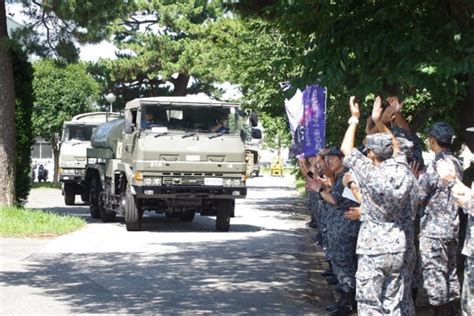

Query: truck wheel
[216,200,233,232]
[64,183,75,206]
[179,210,195,222]
[89,177,102,219]
[125,188,142,231]
[100,206,116,222]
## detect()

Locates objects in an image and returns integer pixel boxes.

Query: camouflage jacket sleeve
[343,148,373,186]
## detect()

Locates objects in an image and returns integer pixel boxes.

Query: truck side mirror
[249,112,258,127]
[124,110,134,134]
[251,128,262,139]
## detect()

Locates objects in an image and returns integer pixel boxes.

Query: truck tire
[100,205,116,222]
[216,200,233,232]
[125,188,142,231]
[64,183,75,206]
[179,210,195,222]
[89,177,102,219]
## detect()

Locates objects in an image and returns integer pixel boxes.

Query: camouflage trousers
[327,210,359,292]
[419,236,460,306]
[356,252,411,315]
[308,192,320,225]
[318,204,330,259]
[462,256,474,316]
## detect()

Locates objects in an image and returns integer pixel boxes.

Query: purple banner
[285,84,326,158]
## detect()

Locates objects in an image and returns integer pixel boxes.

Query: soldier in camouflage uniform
[320,146,360,315]
[418,122,462,315]
[341,96,419,315]
[436,158,474,316]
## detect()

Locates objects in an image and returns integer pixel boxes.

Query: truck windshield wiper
[182,132,197,139]
[209,131,226,139]
[154,132,169,138]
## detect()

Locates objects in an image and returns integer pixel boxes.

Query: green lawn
[31,182,62,189]
[0,206,86,238]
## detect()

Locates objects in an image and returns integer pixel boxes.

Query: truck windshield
[63,124,97,141]
[140,105,241,133]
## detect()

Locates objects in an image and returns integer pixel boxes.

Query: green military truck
[59,112,120,205]
[85,96,261,232]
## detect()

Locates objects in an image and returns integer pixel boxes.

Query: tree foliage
[227,0,474,150]
[12,44,34,205]
[15,0,131,62]
[32,59,100,181]
[32,60,100,140]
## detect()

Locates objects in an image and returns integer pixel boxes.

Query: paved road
[1,175,333,314]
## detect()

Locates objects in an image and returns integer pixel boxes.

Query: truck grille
[161,172,223,177]
[162,177,205,186]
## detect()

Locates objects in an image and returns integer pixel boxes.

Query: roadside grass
[0,206,86,238]
[31,182,61,189]
[295,178,307,196]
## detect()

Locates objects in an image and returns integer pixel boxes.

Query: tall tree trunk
[52,139,60,184]
[0,2,17,205]
[172,73,190,96]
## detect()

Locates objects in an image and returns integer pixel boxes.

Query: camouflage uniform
[344,133,418,315]
[418,137,462,307]
[307,191,320,227]
[391,126,424,169]
[326,168,360,293]
[461,199,474,316]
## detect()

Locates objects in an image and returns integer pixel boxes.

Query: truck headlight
[223,178,242,187]
[62,169,76,175]
[143,177,162,186]
[88,158,97,164]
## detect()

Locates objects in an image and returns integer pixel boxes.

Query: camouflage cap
[429,122,454,145]
[323,145,343,158]
[365,133,393,158]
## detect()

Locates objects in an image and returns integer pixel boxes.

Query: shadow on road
[0,230,331,314]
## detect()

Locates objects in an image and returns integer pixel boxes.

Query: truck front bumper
[59,174,85,183]
[133,185,247,199]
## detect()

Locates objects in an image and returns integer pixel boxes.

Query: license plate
[204,178,223,186]
[186,155,200,161]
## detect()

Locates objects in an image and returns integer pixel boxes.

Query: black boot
[330,291,352,316]
[350,290,357,312]
[448,300,460,315]
[411,288,418,307]
[432,303,449,316]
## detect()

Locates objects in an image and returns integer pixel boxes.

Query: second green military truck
[85,96,261,231]
[59,112,120,205]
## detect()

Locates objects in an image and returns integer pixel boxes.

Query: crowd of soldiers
[300,96,473,316]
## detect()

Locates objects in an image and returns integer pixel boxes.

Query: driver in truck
[143,111,159,129]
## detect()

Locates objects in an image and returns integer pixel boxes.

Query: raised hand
[387,96,403,113]
[306,177,322,192]
[349,96,360,119]
[371,96,383,123]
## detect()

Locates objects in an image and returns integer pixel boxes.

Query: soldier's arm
[387,96,411,133]
[372,96,400,154]
[341,96,360,157]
